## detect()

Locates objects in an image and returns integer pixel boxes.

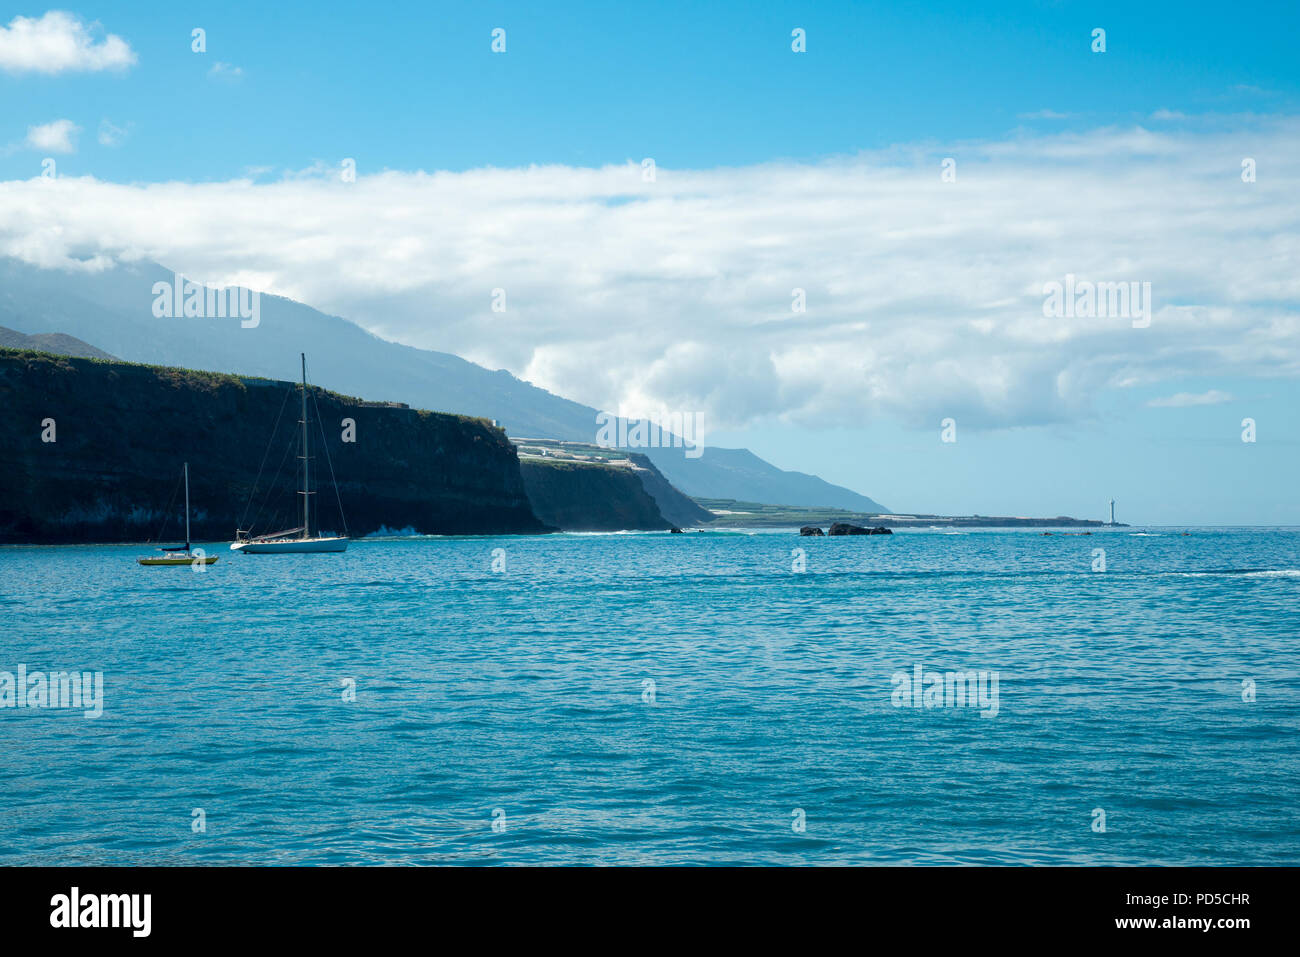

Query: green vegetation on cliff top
[0,346,494,428]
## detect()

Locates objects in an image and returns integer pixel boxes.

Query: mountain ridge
[0,325,116,360]
[0,257,888,512]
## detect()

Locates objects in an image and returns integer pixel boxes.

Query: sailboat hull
[231,537,349,554]
[232,356,349,556]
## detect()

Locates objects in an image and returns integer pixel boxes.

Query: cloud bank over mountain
[1,117,1296,436]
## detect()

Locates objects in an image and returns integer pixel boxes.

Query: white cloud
[24,119,79,153]
[0,118,1297,433]
[208,61,243,81]
[1147,390,1235,408]
[0,11,135,74]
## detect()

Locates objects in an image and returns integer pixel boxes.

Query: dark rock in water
[669,527,683,533]
[828,522,892,536]
[799,525,825,536]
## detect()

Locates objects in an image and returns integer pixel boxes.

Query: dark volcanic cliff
[0,349,549,543]
[624,452,714,528]
[520,459,671,531]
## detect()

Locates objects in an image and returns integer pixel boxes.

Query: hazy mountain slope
[0,257,888,511]
[645,446,888,512]
[0,325,115,360]
[0,258,606,437]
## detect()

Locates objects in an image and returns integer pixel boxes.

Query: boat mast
[183,461,191,552]
[301,352,309,540]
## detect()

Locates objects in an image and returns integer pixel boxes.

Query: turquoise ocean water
[1,527,1297,865]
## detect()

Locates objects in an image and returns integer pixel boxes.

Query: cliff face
[512,438,714,528]
[624,452,714,527]
[0,350,549,543]
[520,459,670,531]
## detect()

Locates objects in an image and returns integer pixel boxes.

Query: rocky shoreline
[0,347,1129,544]
[701,497,1121,530]
[801,523,893,536]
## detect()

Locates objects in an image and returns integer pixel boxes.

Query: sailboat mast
[183,461,191,552]
[301,352,309,539]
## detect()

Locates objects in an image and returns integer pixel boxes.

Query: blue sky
[5,1,1299,179]
[2,2,1298,523]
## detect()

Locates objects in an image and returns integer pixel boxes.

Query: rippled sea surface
[1,527,1298,865]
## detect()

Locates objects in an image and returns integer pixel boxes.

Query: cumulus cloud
[0,118,1297,432]
[24,119,79,153]
[1147,390,1235,408]
[0,11,135,74]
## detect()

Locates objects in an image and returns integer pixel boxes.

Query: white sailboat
[231,354,349,554]
[138,462,220,566]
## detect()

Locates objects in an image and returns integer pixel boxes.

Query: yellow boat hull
[137,556,220,566]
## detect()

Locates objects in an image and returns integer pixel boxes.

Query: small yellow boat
[138,462,220,568]
[138,554,219,567]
